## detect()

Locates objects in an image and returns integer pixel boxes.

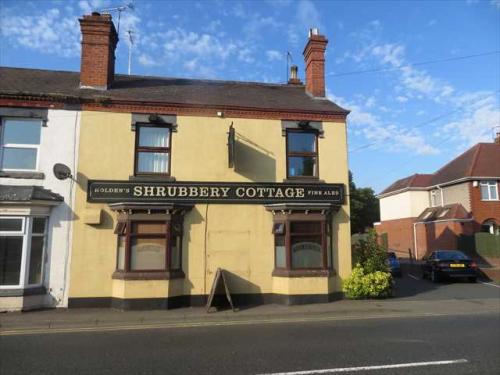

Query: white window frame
[480,180,499,201]
[0,216,48,289]
[0,117,42,172]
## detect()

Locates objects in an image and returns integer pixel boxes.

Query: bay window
[271,213,331,276]
[0,216,47,288]
[114,215,184,279]
[0,118,42,171]
[134,124,171,176]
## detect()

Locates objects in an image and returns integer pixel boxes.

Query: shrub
[343,264,393,299]
[352,229,388,273]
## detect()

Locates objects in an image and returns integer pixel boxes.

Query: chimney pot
[288,65,302,85]
[303,29,328,97]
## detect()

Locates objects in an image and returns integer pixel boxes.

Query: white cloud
[490,0,500,9]
[441,93,500,146]
[371,43,405,67]
[0,8,80,58]
[266,50,283,62]
[329,91,439,155]
[137,27,257,78]
[138,53,161,67]
[297,0,323,31]
[396,96,408,103]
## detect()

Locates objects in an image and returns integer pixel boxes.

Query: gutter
[378,176,500,199]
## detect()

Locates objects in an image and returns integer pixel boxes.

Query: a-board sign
[87,180,345,205]
[206,268,235,313]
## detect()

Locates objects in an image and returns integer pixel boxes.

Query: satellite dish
[53,163,72,180]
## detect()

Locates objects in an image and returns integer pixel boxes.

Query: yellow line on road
[1,310,497,337]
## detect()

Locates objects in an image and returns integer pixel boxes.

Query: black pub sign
[87,180,345,205]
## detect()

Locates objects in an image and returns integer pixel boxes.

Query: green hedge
[475,233,500,258]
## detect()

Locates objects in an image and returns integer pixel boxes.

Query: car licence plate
[450,264,465,268]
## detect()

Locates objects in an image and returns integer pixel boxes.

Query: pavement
[1,262,499,336]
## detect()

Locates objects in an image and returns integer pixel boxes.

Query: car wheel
[468,277,477,283]
[431,270,440,283]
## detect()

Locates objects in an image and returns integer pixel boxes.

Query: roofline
[0,67,350,115]
[377,175,500,198]
[415,218,474,225]
[0,95,349,121]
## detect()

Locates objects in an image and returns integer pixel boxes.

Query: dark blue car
[387,252,402,277]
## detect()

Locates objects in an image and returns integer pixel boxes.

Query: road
[1,268,499,375]
[1,312,499,375]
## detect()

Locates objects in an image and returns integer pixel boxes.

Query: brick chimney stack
[79,12,118,90]
[495,132,500,145]
[303,28,328,97]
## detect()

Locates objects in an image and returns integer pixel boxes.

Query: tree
[349,171,380,234]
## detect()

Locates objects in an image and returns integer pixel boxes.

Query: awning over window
[0,185,63,205]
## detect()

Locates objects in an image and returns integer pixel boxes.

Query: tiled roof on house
[380,142,500,196]
[0,67,349,115]
[431,143,500,185]
[416,203,471,223]
[379,174,433,195]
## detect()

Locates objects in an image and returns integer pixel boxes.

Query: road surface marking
[256,359,469,374]
[479,281,500,289]
[408,274,420,280]
[1,311,497,337]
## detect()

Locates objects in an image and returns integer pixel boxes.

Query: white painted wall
[1,109,80,310]
[380,190,430,221]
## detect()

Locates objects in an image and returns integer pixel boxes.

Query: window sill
[0,286,46,297]
[272,269,334,278]
[283,178,325,184]
[0,171,45,179]
[129,175,176,182]
[112,270,185,280]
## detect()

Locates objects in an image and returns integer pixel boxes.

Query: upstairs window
[0,118,42,171]
[480,180,498,201]
[286,130,318,179]
[134,124,171,176]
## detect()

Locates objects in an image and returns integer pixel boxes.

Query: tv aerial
[53,163,73,181]
[99,2,135,34]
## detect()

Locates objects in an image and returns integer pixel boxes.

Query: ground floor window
[272,213,332,275]
[115,217,183,274]
[0,216,47,287]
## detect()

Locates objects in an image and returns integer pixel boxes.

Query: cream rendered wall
[442,183,470,211]
[380,191,430,221]
[0,109,80,310]
[70,112,350,300]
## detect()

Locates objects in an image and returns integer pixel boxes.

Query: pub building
[3,13,351,309]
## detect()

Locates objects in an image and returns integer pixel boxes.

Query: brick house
[375,139,500,259]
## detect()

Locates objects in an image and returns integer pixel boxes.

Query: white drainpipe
[413,222,419,260]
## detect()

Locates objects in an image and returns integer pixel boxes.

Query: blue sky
[1,0,499,192]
